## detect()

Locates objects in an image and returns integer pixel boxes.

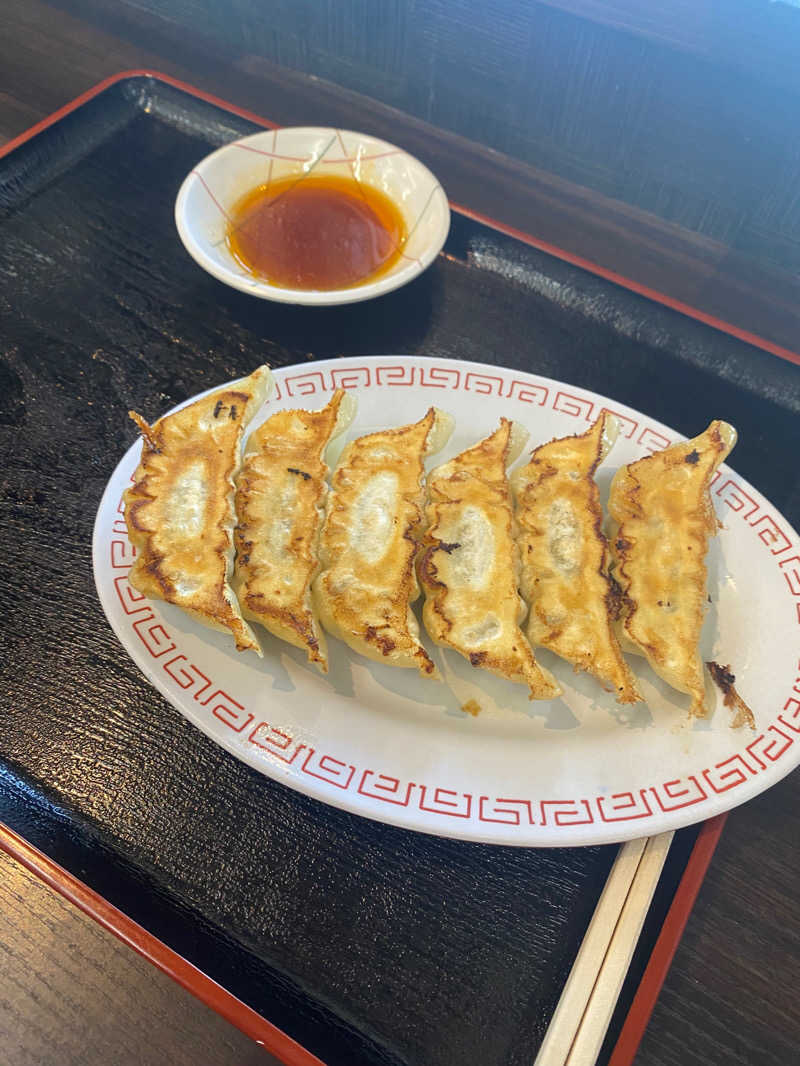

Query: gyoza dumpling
[608,420,737,716]
[313,408,453,677]
[511,412,641,704]
[233,389,356,672]
[123,365,272,654]
[420,419,561,700]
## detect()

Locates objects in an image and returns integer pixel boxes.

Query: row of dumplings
[123,365,737,717]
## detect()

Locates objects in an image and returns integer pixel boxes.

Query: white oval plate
[93,356,800,846]
[175,127,449,306]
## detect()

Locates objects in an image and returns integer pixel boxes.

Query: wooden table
[2,4,799,1065]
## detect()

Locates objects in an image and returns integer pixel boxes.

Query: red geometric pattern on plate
[418,364,460,389]
[552,391,594,419]
[750,514,792,554]
[539,799,594,826]
[464,370,504,396]
[745,725,794,768]
[357,771,414,806]
[163,655,212,700]
[330,366,370,390]
[596,790,653,821]
[478,796,536,825]
[649,776,707,811]
[110,539,137,569]
[249,722,305,762]
[162,656,245,722]
[132,611,176,659]
[211,699,254,734]
[778,556,800,597]
[505,379,548,405]
[301,750,356,789]
[111,496,129,536]
[637,426,672,452]
[780,702,800,732]
[375,364,415,386]
[283,371,327,397]
[779,671,800,727]
[778,667,800,730]
[779,713,800,736]
[715,478,759,519]
[702,753,755,793]
[114,574,150,615]
[418,786,472,818]
[595,407,638,438]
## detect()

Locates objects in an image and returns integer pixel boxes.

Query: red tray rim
[0,68,734,1066]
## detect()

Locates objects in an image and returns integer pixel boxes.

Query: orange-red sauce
[226,173,407,291]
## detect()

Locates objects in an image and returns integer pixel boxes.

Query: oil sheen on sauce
[226,173,408,291]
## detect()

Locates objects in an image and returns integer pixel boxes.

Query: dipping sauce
[226,173,408,291]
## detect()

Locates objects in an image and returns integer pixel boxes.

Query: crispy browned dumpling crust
[420,419,561,700]
[123,366,272,654]
[511,412,641,704]
[233,390,355,672]
[609,420,737,716]
[313,407,453,677]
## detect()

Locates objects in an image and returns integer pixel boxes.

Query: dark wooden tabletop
[0,850,280,1066]
[2,3,799,1065]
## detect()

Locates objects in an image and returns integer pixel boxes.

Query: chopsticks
[534,831,675,1066]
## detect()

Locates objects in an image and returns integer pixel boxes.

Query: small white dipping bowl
[175,126,450,306]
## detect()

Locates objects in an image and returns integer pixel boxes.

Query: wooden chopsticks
[534,831,675,1066]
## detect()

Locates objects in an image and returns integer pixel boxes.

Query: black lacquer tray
[1,73,798,1066]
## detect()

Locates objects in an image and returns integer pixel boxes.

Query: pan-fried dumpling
[233,389,356,672]
[313,408,454,677]
[608,420,737,716]
[124,365,272,654]
[511,412,641,704]
[420,419,561,700]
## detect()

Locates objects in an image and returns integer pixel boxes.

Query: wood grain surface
[0,850,279,1066]
[1,4,800,1066]
[637,769,800,1066]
